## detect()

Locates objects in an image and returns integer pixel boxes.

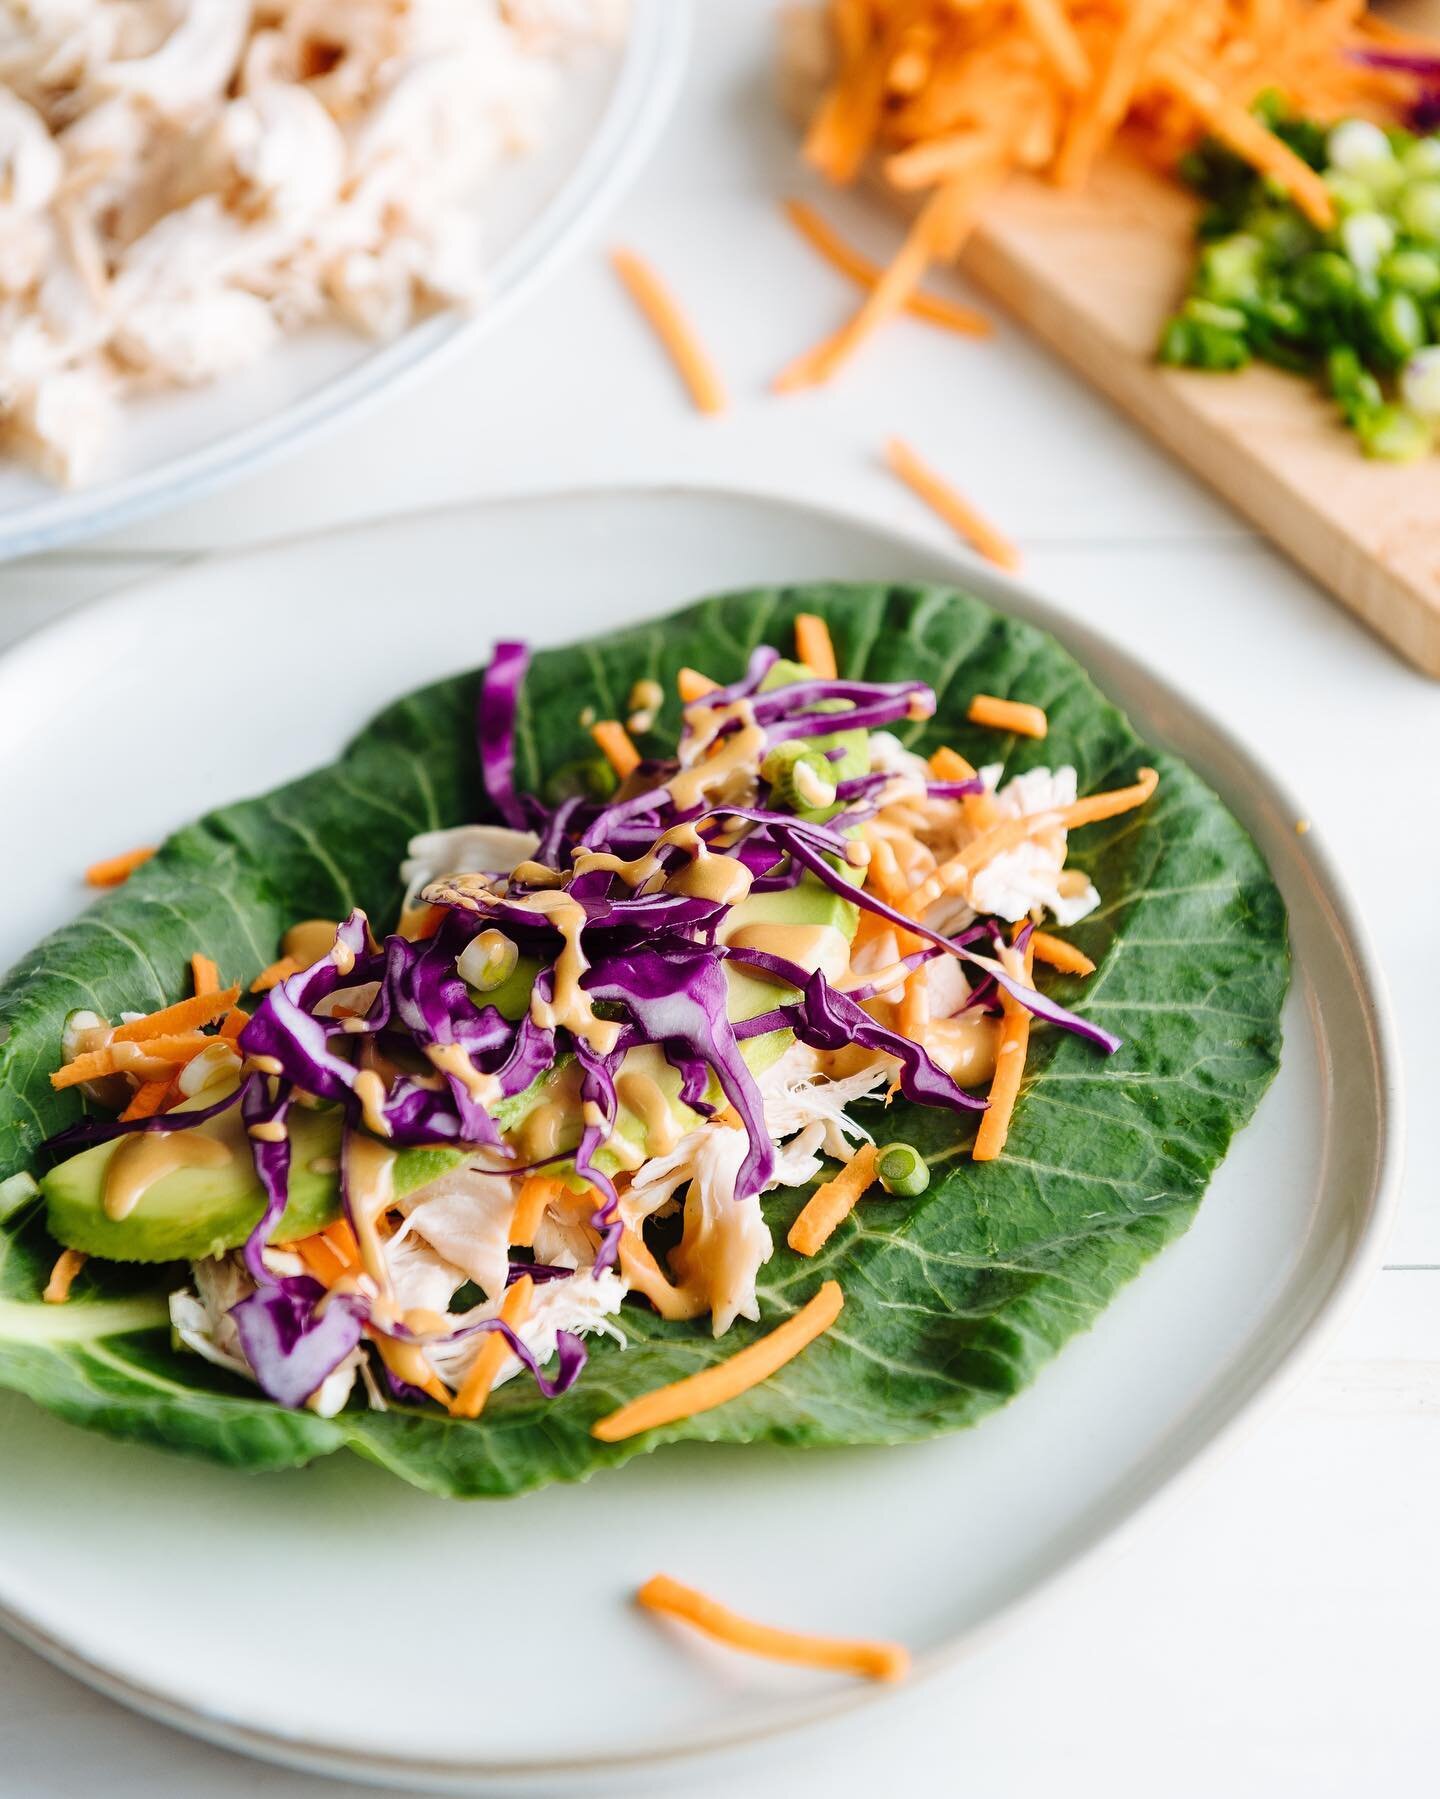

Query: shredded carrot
[678,666,720,702]
[397,903,447,942]
[591,1281,845,1441]
[886,437,1021,572]
[786,0,1394,380]
[782,198,990,336]
[787,1145,880,1258]
[293,1231,351,1286]
[973,939,1035,1161]
[220,1005,250,1042]
[967,694,1049,739]
[250,956,299,994]
[84,845,156,887]
[112,986,241,1043]
[636,1574,909,1683]
[928,746,978,782]
[1031,930,1096,976]
[795,612,839,679]
[510,1175,560,1248]
[590,719,641,781]
[190,953,220,997]
[1061,765,1159,827]
[119,1078,174,1122]
[611,247,727,414]
[50,1032,214,1090]
[898,963,930,1044]
[42,1248,87,1304]
[453,1275,534,1420]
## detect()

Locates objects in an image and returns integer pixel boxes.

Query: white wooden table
[0,6,1434,1794]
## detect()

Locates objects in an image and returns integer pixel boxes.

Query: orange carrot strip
[220,1005,250,1042]
[190,953,220,997]
[84,845,156,888]
[678,666,720,702]
[787,1147,880,1258]
[967,694,1049,739]
[42,1248,87,1305]
[1031,931,1096,977]
[1148,53,1336,228]
[509,1176,560,1249]
[928,746,978,782]
[973,940,1034,1162]
[112,986,241,1043]
[591,719,641,780]
[1014,0,1092,89]
[795,612,839,679]
[1060,766,1159,828]
[50,1033,213,1091]
[293,1232,350,1286]
[886,437,1021,572]
[591,1281,845,1441]
[118,1078,174,1123]
[397,903,447,942]
[453,1274,534,1420]
[782,199,990,336]
[898,964,930,1044]
[636,1574,909,1683]
[611,248,727,415]
[250,957,300,994]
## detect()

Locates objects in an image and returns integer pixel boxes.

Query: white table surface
[0,5,1435,1795]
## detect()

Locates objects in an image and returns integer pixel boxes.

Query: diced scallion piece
[457,929,519,991]
[876,1143,930,1198]
[0,1171,40,1223]
[761,742,839,811]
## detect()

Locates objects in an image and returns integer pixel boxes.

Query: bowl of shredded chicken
[0,0,628,487]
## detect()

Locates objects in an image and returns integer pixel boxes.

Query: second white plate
[0,488,1400,1791]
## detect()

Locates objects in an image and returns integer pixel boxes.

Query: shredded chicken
[0,0,624,483]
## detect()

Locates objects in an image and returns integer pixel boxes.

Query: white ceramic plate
[0,7,688,564]
[0,489,1400,1793]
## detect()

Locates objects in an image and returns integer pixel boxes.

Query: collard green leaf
[0,584,1287,1495]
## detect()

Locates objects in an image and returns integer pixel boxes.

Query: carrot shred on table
[678,666,720,703]
[452,1275,534,1420]
[1031,930,1097,976]
[782,198,990,335]
[973,938,1035,1161]
[787,1145,880,1258]
[190,953,220,997]
[84,845,156,888]
[611,247,727,415]
[42,1248,87,1305]
[591,1281,845,1441]
[636,1574,910,1682]
[795,612,839,678]
[250,956,300,994]
[590,719,641,780]
[885,437,1021,572]
[112,987,240,1043]
[967,694,1049,739]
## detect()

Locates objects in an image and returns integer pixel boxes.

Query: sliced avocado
[43,1091,465,1265]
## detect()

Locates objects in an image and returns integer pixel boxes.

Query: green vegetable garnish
[1158,98,1440,459]
[876,1143,930,1198]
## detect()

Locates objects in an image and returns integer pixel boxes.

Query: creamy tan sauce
[245,1053,284,1077]
[282,918,340,969]
[352,1069,393,1139]
[425,1042,500,1108]
[248,1119,288,1144]
[103,1130,232,1222]
[926,1012,1001,1088]
[345,1132,396,1297]
[522,1097,574,1162]
[722,921,850,983]
[616,1070,681,1157]
[519,892,620,1054]
[668,698,767,813]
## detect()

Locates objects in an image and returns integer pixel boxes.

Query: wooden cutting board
[780,10,1440,676]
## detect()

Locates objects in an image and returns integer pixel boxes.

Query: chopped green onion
[0,1172,39,1224]
[762,742,838,812]
[876,1143,930,1198]
[1400,181,1440,244]
[1356,403,1432,461]
[545,756,618,805]
[457,929,519,992]
[1372,289,1427,364]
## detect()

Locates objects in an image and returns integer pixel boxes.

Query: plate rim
[0,2,691,565]
[0,483,1406,1790]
